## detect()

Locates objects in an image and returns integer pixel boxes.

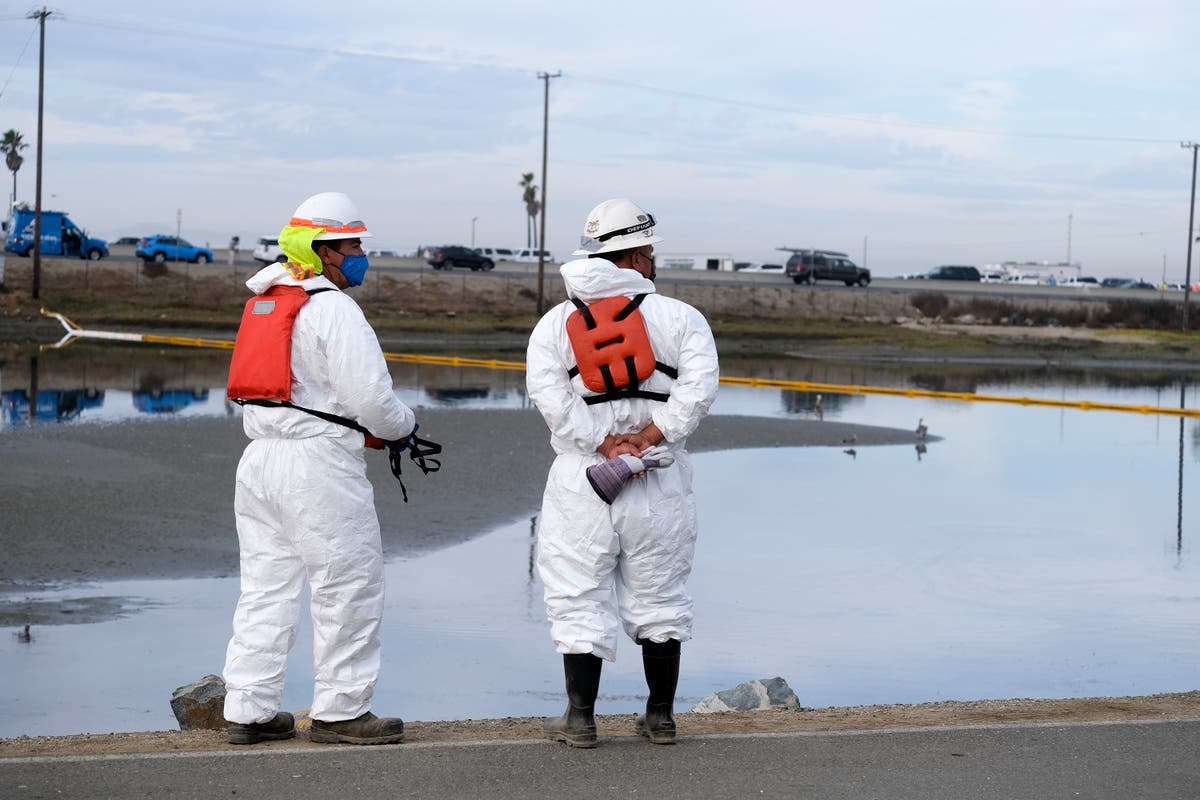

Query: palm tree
[1,129,27,209]
[520,172,540,248]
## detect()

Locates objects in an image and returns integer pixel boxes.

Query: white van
[513,248,553,263]
[658,253,735,271]
[475,247,516,260]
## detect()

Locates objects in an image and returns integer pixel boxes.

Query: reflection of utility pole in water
[28,355,38,426]
[1177,383,1186,557]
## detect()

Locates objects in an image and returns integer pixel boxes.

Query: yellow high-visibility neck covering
[277,225,325,274]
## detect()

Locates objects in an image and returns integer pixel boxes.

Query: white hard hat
[289,191,372,240]
[572,198,662,256]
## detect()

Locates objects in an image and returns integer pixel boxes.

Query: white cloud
[0,0,1194,277]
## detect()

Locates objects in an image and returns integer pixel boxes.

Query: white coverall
[526,258,720,661]
[223,263,415,724]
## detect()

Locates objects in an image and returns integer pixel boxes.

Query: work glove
[585,445,675,505]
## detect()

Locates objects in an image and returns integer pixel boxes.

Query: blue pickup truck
[4,206,109,259]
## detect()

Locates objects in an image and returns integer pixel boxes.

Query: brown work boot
[309,711,405,745]
[227,711,296,745]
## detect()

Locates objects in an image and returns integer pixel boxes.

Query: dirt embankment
[4,692,1199,758]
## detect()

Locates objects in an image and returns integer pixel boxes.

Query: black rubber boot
[543,653,603,748]
[635,639,680,744]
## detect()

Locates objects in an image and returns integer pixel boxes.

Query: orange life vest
[226,284,320,402]
[565,293,676,405]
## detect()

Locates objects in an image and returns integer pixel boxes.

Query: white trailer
[656,253,735,271]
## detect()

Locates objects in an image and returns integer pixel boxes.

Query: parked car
[513,248,553,262]
[926,265,981,281]
[979,271,1006,283]
[366,248,398,257]
[112,236,141,246]
[1058,275,1100,289]
[426,245,495,271]
[784,249,870,286]
[136,235,214,264]
[1100,277,1131,288]
[475,247,516,260]
[1120,280,1158,290]
[252,236,287,264]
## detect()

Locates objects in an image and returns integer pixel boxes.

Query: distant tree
[1,129,27,209]
[520,172,540,248]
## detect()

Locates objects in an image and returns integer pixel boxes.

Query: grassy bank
[4,276,1200,366]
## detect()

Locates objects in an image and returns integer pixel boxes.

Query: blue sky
[0,0,1197,278]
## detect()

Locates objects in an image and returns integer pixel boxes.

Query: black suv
[427,245,495,271]
[784,249,870,287]
[926,265,981,281]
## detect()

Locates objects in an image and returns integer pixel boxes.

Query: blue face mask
[338,253,370,287]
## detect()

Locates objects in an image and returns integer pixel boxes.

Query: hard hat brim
[572,231,662,256]
[313,229,373,241]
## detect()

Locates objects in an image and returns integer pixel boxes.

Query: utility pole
[535,70,561,315]
[471,216,478,248]
[30,7,50,299]
[1182,142,1198,330]
[1066,212,1073,269]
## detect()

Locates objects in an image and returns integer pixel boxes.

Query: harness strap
[233,397,441,503]
[582,389,672,406]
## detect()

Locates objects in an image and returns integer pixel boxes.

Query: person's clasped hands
[586,438,676,505]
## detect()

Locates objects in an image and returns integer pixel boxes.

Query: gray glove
[585,445,676,504]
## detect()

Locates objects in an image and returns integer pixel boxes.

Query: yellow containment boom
[39,308,1200,418]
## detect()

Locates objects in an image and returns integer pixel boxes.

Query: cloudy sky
[0,0,1197,278]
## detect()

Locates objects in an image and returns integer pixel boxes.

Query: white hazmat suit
[223,262,415,724]
[526,258,719,661]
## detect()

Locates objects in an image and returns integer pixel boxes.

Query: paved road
[84,247,1195,304]
[4,720,1198,799]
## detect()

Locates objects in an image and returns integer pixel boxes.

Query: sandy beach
[0,409,923,594]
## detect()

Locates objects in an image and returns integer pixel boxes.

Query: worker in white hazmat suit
[526,198,720,748]
[222,192,416,746]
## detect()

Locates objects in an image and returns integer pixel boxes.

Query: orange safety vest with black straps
[226,284,332,402]
[565,293,677,405]
[225,283,442,502]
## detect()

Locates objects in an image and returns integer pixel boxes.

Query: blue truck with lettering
[4,205,109,259]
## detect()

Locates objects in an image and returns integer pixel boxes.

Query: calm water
[2,350,1199,737]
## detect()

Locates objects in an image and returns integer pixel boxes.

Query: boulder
[690,676,801,714]
[170,674,227,731]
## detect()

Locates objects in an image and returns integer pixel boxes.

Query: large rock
[690,677,801,713]
[170,674,227,730]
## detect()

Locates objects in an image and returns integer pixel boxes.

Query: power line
[38,12,1190,148]
[567,72,1182,146]
[0,17,37,104]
